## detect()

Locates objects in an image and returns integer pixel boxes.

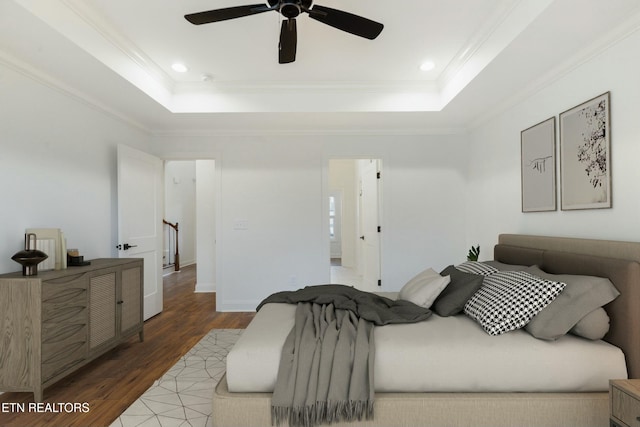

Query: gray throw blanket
[257,285,432,427]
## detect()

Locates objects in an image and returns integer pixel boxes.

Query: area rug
[109,329,242,427]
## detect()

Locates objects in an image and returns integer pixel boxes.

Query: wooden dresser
[0,258,144,402]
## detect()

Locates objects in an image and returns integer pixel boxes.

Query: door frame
[161,154,221,295]
[324,156,383,289]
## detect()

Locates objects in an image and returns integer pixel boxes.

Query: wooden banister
[163,220,180,272]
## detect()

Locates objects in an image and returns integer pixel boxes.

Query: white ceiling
[2,0,640,134]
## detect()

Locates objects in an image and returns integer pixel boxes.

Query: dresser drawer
[41,340,87,382]
[42,275,88,325]
[612,387,640,427]
[43,272,89,296]
[42,295,87,324]
[42,322,87,350]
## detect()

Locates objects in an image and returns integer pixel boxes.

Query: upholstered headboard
[494,234,640,379]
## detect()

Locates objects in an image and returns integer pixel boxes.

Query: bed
[213,234,640,427]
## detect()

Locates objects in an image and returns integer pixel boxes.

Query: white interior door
[117,144,163,320]
[360,159,381,290]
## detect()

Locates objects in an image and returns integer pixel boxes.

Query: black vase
[11,233,48,276]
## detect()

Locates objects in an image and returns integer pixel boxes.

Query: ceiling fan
[185,0,384,64]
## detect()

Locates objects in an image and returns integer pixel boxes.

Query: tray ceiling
[2,0,640,133]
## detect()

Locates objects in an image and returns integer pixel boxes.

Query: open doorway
[163,160,216,293]
[328,159,382,291]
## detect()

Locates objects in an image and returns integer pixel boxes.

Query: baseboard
[194,281,215,293]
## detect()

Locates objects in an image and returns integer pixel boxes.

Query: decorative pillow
[523,266,619,340]
[570,308,610,340]
[432,265,485,316]
[455,261,499,276]
[463,271,565,336]
[482,260,532,272]
[398,268,451,309]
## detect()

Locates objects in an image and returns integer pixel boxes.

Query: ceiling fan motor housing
[279,0,303,18]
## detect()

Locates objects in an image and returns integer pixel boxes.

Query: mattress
[226,302,627,393]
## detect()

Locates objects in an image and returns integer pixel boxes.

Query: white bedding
[226,302,627,393]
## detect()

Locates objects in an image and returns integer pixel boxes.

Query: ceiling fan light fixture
[171,63,189,73]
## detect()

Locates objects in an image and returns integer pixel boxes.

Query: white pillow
[398,268,451,308]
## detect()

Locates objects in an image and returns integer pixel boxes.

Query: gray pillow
[570,308,610,340]
[432,265,484,316]
[524,266,619,340]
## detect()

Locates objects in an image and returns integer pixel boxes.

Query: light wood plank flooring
[0,264,255,427]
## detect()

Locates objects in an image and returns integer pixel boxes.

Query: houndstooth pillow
[463,271,566,336]
[455,261,499,276]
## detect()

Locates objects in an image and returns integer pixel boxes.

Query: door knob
[360,235,365,240]
[116,243,138,250]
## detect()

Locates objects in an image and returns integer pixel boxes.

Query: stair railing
[163,219,180,272]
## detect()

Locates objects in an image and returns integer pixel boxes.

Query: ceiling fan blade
[279,19,297,64]
[308,5,383,39]
[185,4,272,25]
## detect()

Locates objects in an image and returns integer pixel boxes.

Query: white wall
[466,28,640,256]
[195,159,216,292]
[152,133,469,311]
[0,62,150,274]
[164,161,197,266]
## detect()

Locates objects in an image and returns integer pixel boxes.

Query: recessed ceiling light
[171,63,189,73]
[419,60,435,72]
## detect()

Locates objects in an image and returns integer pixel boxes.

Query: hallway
[330,263,363,288]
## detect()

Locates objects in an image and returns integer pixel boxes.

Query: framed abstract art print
[521,117,556,212]
[559,92,611,210]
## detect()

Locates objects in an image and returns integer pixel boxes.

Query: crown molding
[437,0,521,90]
[467,7,640,130]
[175,79,439,95]
[438,0,555,108]
[12,0,175,108]
[150,124,468,138]
[0,48,151,134]
[61,0,175,92]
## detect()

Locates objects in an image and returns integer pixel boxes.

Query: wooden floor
[0,265,255,427]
